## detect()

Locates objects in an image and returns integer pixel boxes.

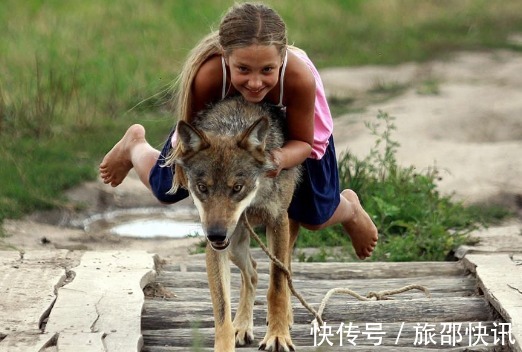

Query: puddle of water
[111,219,204,238]
[77,207,204,239]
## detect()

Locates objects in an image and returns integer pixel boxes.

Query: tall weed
[0,57,88,139]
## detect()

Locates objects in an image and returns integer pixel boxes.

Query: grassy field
[1,0,521,257]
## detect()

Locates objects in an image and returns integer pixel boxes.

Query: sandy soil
[325,50,522,207]
[2,50,521,258]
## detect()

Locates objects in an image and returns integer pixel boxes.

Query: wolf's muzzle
[207,227,230,251]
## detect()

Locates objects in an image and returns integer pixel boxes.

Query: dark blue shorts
[148,129,189,204]
[288,135,340,226]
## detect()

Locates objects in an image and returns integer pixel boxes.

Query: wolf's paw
[235,326,254,346]
[259,333,295,352]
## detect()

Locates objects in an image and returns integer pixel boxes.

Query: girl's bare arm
[268,51,316,176]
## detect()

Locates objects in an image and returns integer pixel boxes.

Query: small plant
[338,111,493,261]
[416,78,441,95]
[367,80,410,106]
[189,320,205,351]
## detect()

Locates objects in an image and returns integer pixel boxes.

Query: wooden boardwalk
[141,250,513,351]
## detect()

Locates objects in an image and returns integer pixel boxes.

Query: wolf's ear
[238,117,269,154]
[176,121,210,154]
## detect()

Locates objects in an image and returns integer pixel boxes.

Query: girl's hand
[266,148,284,178]
[266,141,312,178]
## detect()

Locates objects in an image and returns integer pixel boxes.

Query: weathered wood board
[45,251,158,352]
[142,249,515,351]
[463,254,522,352]
[0,250,75,351]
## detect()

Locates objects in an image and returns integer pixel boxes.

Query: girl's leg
[301,189,378,260]
[99,124,160,189]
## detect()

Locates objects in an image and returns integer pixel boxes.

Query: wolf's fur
[174,96,299,351]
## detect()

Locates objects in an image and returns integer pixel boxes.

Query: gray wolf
[173,96,299,351]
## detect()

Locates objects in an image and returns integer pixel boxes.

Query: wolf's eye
[197,183,208,193]
[232,184,243,193]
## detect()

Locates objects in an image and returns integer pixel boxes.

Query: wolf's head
[174,117,273,251]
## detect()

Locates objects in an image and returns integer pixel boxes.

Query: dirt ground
[2,49,521,259]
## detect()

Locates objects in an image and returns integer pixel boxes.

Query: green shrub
[338,111,486,261]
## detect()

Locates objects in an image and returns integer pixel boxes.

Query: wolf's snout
[206,226,230,251]
[206,227,227,243]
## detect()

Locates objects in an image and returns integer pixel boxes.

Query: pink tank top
[220,48,333,159]
[290,48,334,160]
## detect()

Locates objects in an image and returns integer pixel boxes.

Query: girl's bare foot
[99,124,146,187]
[341,189,379,260]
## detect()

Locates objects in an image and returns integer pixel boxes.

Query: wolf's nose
[207,227,227,243]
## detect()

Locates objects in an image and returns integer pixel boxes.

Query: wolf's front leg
[260,216,295,352]
[206,243,235,351]
[229,227,258,346]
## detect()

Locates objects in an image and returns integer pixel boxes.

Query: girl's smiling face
[225,44,283,103]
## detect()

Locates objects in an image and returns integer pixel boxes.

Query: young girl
[99,2,378,259]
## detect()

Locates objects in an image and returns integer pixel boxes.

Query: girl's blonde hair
[167,2,287,192]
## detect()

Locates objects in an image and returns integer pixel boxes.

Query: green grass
[1,0,520,251]
[0,116,171,219]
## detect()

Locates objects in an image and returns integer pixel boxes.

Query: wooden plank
[142,254,503,352]
[148,284,476,308]
[463,254,522,352]
[45,251,158,352]
[154,271,476,297]
[144,254,512,351]
[56,332,107,352]
[142,321,506,349]
[0,250,73,351]
[165,259,466,279]
[142,297,493,330]
[0,332,57,352]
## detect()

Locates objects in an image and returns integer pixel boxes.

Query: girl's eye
[197,184,208,193]
[232,184,243,193]
[238,66,249,73]
[263,67,274,73]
